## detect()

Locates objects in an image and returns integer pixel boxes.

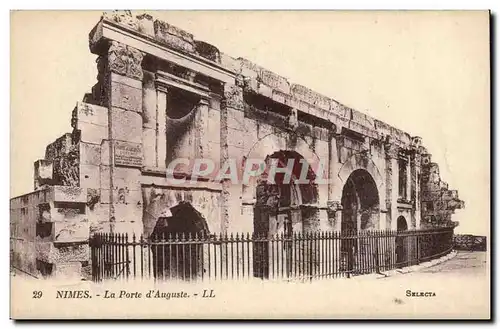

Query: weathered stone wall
[10,186,89,279]
[85,10,462,236]
[420,154,464,228]
[10,11,464,280]
[142,185,221,236]
[10,191,39,276]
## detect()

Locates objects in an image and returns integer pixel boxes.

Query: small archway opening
[396,215,408,268]
[397,216,408,231]
[150,201,210,281]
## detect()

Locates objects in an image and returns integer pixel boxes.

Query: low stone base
[52,262,83,280]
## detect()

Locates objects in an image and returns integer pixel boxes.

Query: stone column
[301,205,320,276]
[406,152,412,202]
[220,79,244,233]
[411,144,422,229]
[384,141,399,231]
[156,88,168,169]
[318,208,331,231]
[327,129,342,201]
[142,70,157,168]
[240,183,256,234]
[104,41,144,235]
[327,127,343,231]
[194,98,210,160]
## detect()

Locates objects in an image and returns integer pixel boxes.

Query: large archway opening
[340,169,380,272]
[253,150,319,278]
[341,169,380,232]
[254,150,318,236]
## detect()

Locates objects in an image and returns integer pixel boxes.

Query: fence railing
[90,227,454,282]
[453,234,487,251]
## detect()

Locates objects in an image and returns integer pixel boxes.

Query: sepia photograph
[9,10,490,319]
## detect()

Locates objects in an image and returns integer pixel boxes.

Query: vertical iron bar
[224,232,228,280]
[293,232,297,278]
[139,234,144,278]
[247,233,250,279]
[168,233,172,280]
[230,233,234,280]
[189,233,193,281]
[117,234,121,280]
[147,234,151,279]
[214,234,217,280]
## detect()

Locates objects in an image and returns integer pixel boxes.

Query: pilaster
[156,88,167,169]
[102,40,144,234]
[327,126,342,207]
[220,78,244,232]
[411,136,423,229]
[194,98,210,159]
[384,140,399,230]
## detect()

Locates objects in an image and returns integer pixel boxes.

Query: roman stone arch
[336,153,383,200]
[242,132,321,205]
[253,150,319,235]
[245,132,320,165]
[142,186,212,281]
[340,168,380,272]
[340,169,380,232]
[141,186,214,238]
[250,150,320,279]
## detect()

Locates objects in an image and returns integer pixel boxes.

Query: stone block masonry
[10,186,88,279]
[10,10,463,280]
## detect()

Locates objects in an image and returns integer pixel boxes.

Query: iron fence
[453,234,487,251]
[90,226,454,282]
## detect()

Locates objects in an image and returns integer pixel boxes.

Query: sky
[10,11,490,235]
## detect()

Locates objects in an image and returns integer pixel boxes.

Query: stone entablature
[90,10,414,151]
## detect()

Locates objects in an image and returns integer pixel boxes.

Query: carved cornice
[155,70,210,99]
[222,83,244,110]
[108,41,144,80]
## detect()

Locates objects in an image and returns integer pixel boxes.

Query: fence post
[88,227,458,283]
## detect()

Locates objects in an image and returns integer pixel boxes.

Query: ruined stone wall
[10,186,88,279]
[10,191,39,276]
[9,11,465,281]
[420,154,464,228]
[86,10,439,236]
[142,186,221,237]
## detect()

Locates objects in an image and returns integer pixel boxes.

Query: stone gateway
[10,11,464,280]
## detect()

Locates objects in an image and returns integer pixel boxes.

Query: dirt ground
[418,251,488,275]
[10,251,490,319]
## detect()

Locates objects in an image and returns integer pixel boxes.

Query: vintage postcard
[10,10,490,319]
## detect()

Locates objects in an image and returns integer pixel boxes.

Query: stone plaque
[114,141,142,167]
